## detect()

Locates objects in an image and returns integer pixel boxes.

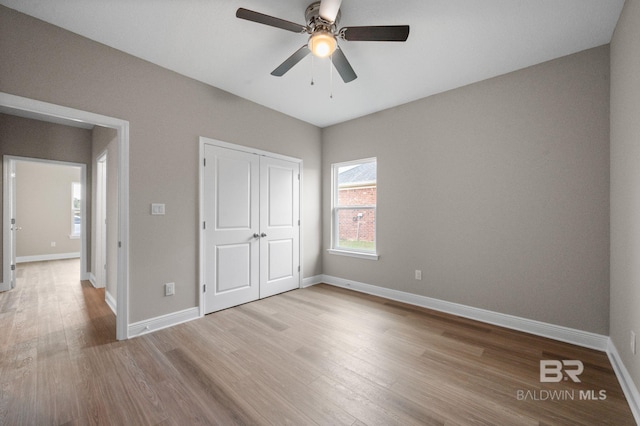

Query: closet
[201,139,300,314]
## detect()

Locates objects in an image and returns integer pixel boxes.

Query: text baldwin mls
[517,389,607,401]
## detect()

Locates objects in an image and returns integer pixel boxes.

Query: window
[70,182,81,238]
[329,158,378,260]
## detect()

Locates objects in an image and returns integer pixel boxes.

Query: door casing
[0,92,130,340]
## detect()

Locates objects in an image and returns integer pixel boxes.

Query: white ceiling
[0,0,625,128]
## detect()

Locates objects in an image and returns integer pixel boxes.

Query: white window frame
[328,158,379,260]
[70,181,81,239]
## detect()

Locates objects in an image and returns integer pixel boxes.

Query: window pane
[73,212,81,235]
[72,182,81,236]
[337,161,376,207]
[72,182,81,207]
[332,158,377,254]
[336,208,375,251]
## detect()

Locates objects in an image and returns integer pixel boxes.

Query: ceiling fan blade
[331,47,357,83]
[271,46,311,77]
[319,0,342,23]
[236,8,307,33]
[341,25,410,42]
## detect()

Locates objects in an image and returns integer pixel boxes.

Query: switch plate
[165,282,175,296]
[415,270,422,280]
[151,203,165,215]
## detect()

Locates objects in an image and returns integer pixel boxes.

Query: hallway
[0,259,115,424]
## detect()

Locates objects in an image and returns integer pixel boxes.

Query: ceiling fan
[236,0,410,83]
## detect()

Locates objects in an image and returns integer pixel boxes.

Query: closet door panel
[260,156,300,298]
[203,145,259,314]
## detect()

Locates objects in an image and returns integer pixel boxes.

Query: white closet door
[259,156,300,298]
[203,145,260,314]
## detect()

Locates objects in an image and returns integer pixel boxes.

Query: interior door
[8,159,17,289]
[203,145,260,314]
[95,154,107,288]
[259,156,300,298]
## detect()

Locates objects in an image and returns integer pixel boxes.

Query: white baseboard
[105,290,117,316]
[321,275,609,351]
[607,339,640,424]
[16,252,80,263]
[320,276,640,420]
[88,273,97,288]
[128,307,200,339]
[302,275,323,288]
[88,273,105,288]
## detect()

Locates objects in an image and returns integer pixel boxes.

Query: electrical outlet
[165,282,175,296]
[415,270,422,280]
[631,331,637,355]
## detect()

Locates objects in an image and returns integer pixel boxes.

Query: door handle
[261,233,267,238]
[253,233,260,238]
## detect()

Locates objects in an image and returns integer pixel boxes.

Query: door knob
[253,233,260,238]
[261,233,267,238]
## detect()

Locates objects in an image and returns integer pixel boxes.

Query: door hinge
[11,264,16,271]
[11,218,16,225]
[118,241,122,248]
[298,174,300,180]
[203,221,206,230]
[203,284,206,293]
[298,219,300,226]
[298,266,300,272]
[203,158,207,167]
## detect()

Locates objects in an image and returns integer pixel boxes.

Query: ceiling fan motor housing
[305,1,340,32]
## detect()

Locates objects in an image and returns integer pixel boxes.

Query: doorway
[4,157,86,286]
[0,92,130,340]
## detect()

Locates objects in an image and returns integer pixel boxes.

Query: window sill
[327,249,379,261]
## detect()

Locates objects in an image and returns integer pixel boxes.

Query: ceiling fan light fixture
[308,31,337,58]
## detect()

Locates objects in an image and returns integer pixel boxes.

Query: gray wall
[323,46,610,334]
[0,6,322,323]
[0,113,93,275]
[611,0,640,391]
[15,161,81,258]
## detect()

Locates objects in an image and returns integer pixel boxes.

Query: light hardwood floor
[0,260,635,425]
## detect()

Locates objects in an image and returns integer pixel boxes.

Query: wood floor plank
[0,262,635,425]
[165,347,266,425]
[230,347,356,426]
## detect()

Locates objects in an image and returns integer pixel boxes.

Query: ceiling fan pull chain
[310,54,315,85]
[329,55,334,99]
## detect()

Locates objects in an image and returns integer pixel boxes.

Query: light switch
[151,203,165,215]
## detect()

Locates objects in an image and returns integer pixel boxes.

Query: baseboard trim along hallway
[128,307,200,338]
